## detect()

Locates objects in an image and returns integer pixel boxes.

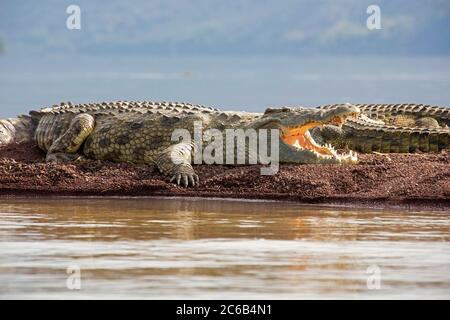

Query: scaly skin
[0,101,360,187]
[0,115,36,145]
[311,103,450,153]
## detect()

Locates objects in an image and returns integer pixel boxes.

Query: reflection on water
[0,197,449,299]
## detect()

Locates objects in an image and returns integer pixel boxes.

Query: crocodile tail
[344,118,450,153]
[0,115,37,145]
[352,104,450,127]
[0,119,15,145]
[318,104,450,127]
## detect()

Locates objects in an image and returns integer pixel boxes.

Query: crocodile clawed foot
[167,163,199,187]
[74,155,87,162]
[169,172,199,188]
[46,152,84,163]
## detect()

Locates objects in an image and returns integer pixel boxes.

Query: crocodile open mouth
[281,115,358,162]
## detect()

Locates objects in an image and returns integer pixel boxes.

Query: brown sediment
[0,142,449,210]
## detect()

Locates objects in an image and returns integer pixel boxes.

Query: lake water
[0,197,449,299]
[1,56,450,118]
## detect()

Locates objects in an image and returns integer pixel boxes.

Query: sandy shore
[0,142,449,209]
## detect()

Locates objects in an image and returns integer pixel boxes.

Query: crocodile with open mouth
[310,103,450,153]
[0,101,359,187]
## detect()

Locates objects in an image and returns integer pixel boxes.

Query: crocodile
[310,103,450,153]
[0,101,359,187]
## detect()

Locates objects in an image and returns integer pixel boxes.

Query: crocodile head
[259,103,360,163]
[309,113,382,150]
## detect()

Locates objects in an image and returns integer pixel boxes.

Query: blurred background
[0,0,449,117]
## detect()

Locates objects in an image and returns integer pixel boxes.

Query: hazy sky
[1,1,449,117]
[1,0,449,58]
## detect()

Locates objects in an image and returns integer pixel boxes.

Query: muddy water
[0,198,449,299]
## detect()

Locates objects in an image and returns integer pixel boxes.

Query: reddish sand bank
[0,142,449,209]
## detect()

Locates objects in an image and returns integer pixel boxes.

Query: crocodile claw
[169,172,199,187]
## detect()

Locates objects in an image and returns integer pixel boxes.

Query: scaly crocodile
[310,103,450,153]
[0,101,359,187]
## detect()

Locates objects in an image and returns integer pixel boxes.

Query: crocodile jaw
[280,116,358,163]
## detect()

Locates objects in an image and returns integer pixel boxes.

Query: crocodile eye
[131,121,143,129]
[264,107,276,114]
[264,107,292,115]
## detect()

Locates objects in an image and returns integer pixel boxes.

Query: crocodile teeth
[291,133,357,162]
[335,150,358,163]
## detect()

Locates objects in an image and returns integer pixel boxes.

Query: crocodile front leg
[46,114,95,162]
[154,142,199,187]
